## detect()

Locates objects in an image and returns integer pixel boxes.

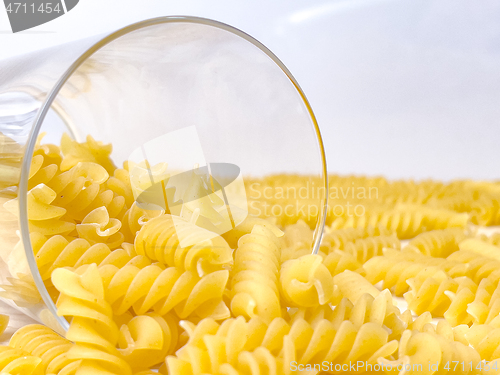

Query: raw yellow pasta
[0,314,8,336]
[230,223,283,324]
[322,250,364,277]
[404,228,467,258]
[0,346,43,375]
[332,269,380,303]
[59,133,115,174]
[3,132,500,374]
[9,324,76,374]
[404,270,476,320]
[52,264,133,375]
[134,214,233,276]
[167,315,398,375]
[100,263,229,320]
[466,278,500,325]
[342,233,400,263]
[379,329,482,375]
[459,238,500,261]
[26,184,75,236]
[280,254,334,307]
[365,249,468,296]
[76,206,124,249]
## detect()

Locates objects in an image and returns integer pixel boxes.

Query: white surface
[1,0,500,180]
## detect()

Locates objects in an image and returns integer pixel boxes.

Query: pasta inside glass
[0,17,327,332]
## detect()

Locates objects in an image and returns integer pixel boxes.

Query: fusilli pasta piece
[330,205,469,239]
[280,220,314,262]
[379,329,481,375]
[0,346,43,375]
[119,203,162,243]
[332,270,380,303]
[280,254,334,307]
[106,167,135,208]
[230,223,283,323]
[167,315,397,375]
[322,250,364,277]
[46,161,126,221]
[27,153,58,191]
[117,313,178,371]
[288,291,405,341]
[467,278,500,326]
[447,250,500,283]
[60,133,116,174]
[342,234,400,263]
[0,314,8,336]
[404,270,477,323]
[76,206,124,249]
[404,228,467,258]
[100,263,230,320]
[134,215,233,276]
[9,324,77,374]
[365,249,469,296]
[52,264,133,375]
[26,184,75,236]
[320,226,392,253]
[465,325,500,363]
[459,238,500,261]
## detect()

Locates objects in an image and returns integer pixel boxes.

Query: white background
[1,0,500,180]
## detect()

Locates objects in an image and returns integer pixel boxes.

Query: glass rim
[17,15,329,331]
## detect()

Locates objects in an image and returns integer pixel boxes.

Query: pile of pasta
[1,134,500,374]
[246,174,500,233]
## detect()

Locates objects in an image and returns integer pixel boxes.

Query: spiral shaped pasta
[52,264,132,375]
[32,233,150,302]
[466,278,500,326]
[106,167,135,208]
[330,205,469,239]
[168,316,284,375]
[404,228,467,258]
[379,329,481,375]
[76,206,124,249]
[465,324,500,363]
[26,184,75,236]
[447,250,500,283]
[280,220,314,262]
[364,249,469,296]
[342,234,400,263]
[60,133,116,174]
[280,254,335,307]
[288,291,405,341]
[322,250,364,277]
[167,315,398,375]
[333,270,380,303]
[99,263,229,320]
[45,161,126,222]
[134,215,233,276]
[230,223,283,323]
[8,324,77,374]
[280,319,398,370]
[404,271,477,323]
[119,203,162,243]
[459,238,500,261]
[320,225,392,253]
[0,346,43,375]
[0,314,8,336]
[28,153,59,191]
[117,313,178,371]
[12,133,500,374]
